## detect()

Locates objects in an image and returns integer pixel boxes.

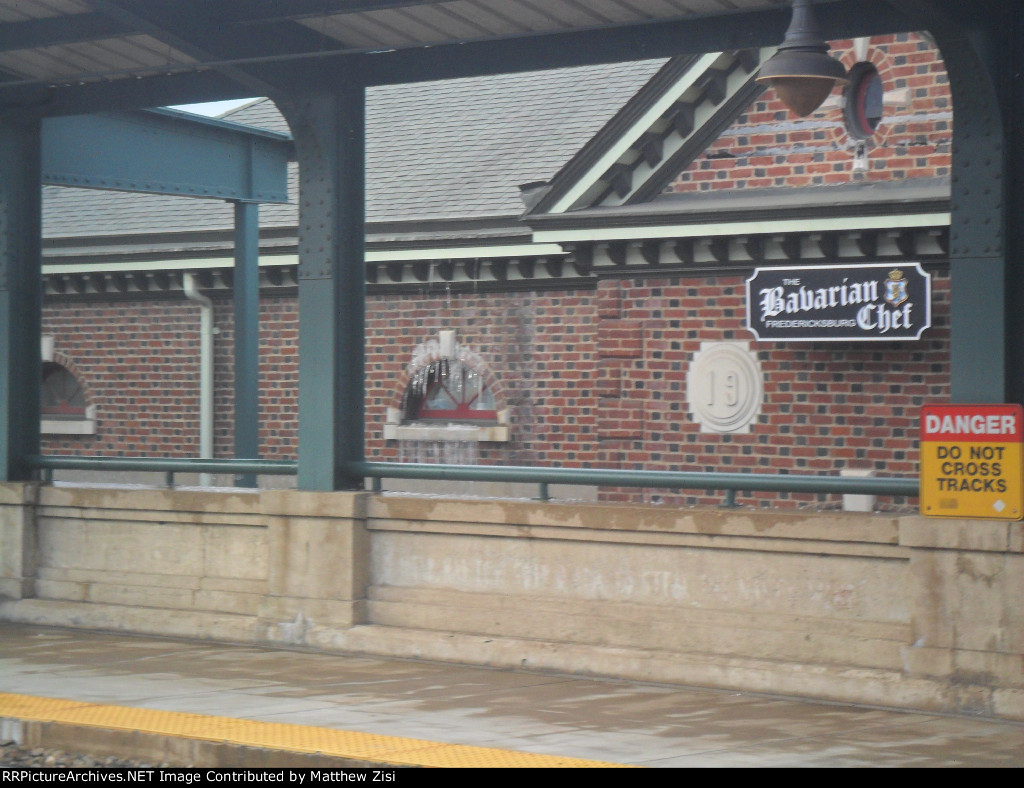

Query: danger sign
[920,403,1023,520]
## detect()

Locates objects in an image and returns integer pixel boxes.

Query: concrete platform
[1,622,1022,768]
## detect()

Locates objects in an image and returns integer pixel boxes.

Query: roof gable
[528,48,774,215]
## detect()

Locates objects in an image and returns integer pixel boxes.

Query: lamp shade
[756,0,849,117]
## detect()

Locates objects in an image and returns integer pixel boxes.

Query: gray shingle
[42,60,664,240]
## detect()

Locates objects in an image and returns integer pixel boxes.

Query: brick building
[39,33,951,509]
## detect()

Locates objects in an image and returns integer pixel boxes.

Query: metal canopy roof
[0,0,913,116]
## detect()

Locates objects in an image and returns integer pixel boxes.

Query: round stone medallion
[688,342,763,434]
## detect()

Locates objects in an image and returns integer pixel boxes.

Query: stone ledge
[367,494,903,545]
[899,516,1017,552]
[0,599,258,643]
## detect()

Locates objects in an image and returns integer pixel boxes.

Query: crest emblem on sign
[884,269,908,307]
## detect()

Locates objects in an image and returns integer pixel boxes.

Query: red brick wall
[41,269,950,509]
[42,296,301,461]
[669,33,951,192]
[42,300,204,457]
[592,273,950,508]
[38,32,953,509]
[366,289,601,468]
[212,295,299,460]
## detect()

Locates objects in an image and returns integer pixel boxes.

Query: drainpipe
[183,273,214,487]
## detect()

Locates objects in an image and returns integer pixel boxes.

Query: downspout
[183,273,214,487]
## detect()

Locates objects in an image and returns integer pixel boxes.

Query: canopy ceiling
[0,0,915,116]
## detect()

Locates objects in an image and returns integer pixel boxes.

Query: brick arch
[45,350,95,411]
[389,344,506,418]
[828,33,949,151]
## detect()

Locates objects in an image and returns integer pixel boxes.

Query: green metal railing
[27,456,297,489]
[345,461,919,503]
[25,455,920,505]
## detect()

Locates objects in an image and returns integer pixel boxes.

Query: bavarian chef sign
[746,263,931,341]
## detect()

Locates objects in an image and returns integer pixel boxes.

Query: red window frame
[403,360,497,423]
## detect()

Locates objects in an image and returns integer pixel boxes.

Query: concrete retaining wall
[1,482,1020,721]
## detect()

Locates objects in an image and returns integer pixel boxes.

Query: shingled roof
[41,59,665,243]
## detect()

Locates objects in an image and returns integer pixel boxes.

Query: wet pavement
[1,622,1022,768]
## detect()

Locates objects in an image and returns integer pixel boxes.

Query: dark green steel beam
[1005,5,1024,408]
[233,200,260,488]
[0,118,42,481]
[348,0,915,87]
[285,85,366,491]
[215,0,439,24]
[84,0,284,98]
[889,0,1015,404]
[0,70,252,119]
[0,0,916,115]
[0,12,129,52]
[42,109,292,203]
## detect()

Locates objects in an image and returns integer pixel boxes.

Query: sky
[167,98,255,117]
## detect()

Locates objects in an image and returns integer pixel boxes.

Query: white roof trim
[42,257,292,275]
[42,244,567,275]
[532,213,952,244]
[366,243,564,262]
[547,51,725,215]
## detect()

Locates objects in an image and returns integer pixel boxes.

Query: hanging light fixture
[756,0,849,117]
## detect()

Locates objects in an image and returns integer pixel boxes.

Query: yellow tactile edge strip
[0,693,634,769]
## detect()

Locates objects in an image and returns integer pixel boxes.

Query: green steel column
[0,117,42,480]
[945,14,1007,404]
[1001,5,1024,409]
[233,199,260,487]
[891,0,1011,404]
[284,85,366,491]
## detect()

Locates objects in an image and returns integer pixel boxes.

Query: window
[402,359,496,422]
[41,362,87,419]
[40,361,95,435]
[384,333,509,444]
[843,61,884,140]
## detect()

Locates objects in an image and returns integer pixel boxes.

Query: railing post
[720,488,741,508]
